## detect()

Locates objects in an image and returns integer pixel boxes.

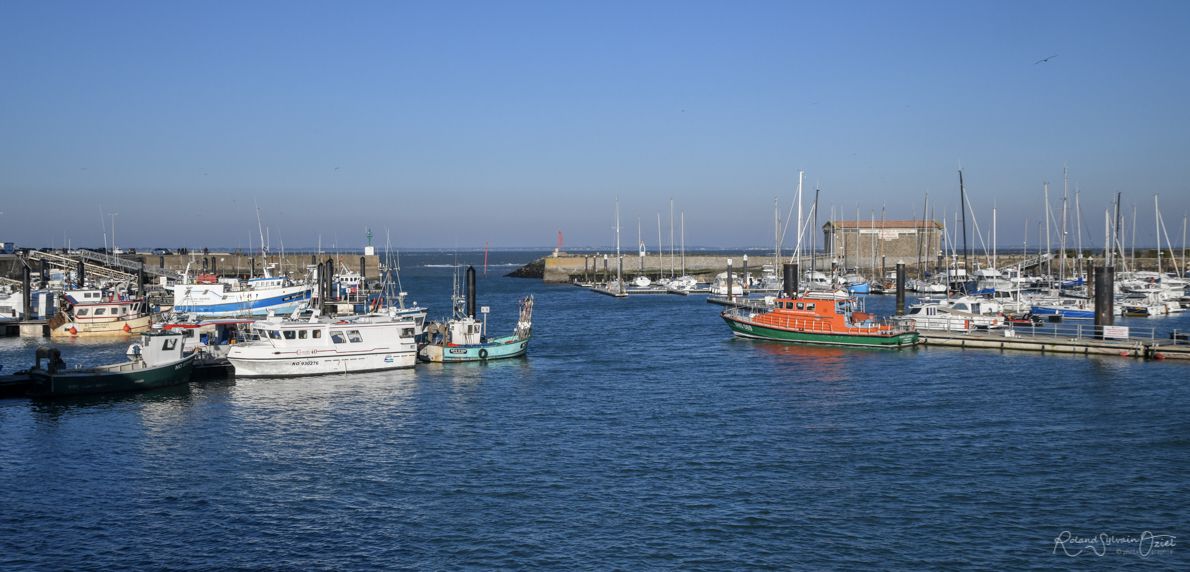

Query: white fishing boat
[169,270,312,318]
[226,310,418,377]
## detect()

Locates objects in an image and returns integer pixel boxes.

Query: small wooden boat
[27,331,195,397]
[722,291,918,348]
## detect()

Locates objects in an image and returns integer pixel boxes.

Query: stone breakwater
[508,251,1170,283]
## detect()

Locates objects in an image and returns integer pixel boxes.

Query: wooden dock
[919,328,1190,360]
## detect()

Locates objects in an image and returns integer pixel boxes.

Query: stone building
[822,220,942,270]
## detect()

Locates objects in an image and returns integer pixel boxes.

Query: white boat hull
[229,350,416,377]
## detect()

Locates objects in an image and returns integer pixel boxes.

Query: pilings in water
[617,256,624,295]
[21,263,31,319]
[726,258,734,301]
[895,261,906,316]
[1094,266,1114,331]
[742,255,749,294]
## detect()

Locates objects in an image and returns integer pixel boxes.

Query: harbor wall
[529,252,1182,283]
[0,253,382,281]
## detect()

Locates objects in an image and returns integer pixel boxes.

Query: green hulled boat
[722,292,919,348]
[28,331,196,397]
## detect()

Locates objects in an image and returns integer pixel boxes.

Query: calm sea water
[1,251,1187,570]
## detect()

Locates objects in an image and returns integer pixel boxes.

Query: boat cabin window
[347,330,363,343]
[283,330,296,339]
[268,330,281,340]
[796,302,805,310]
[807,304,815,311]
[76,308,89,316]
[401,327,415,338]
[331,330,347,344]
[163,338,177,350]
[94,308,106,316]
[312,330,322,339]
[298,330,307,339]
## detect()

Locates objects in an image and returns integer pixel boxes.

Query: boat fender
[123,323,132,333]
[478,348,488,359]
[68,326,78,336]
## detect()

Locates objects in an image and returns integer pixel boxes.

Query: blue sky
[2,1,1188,251]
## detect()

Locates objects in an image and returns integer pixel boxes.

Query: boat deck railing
[730,309,913,336]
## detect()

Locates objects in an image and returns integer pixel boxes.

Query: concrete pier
[919,328,1190,360]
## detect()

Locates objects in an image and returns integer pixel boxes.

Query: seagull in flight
[1034,54,1058,65]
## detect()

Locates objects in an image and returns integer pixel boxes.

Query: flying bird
[1034,54,1058,65]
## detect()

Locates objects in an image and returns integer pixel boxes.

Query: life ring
[478,348,489,359]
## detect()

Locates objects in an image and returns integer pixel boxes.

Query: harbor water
[1,251,1186,569]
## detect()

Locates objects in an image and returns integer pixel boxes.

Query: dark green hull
[723,314,919,348]
[28,354,196,398]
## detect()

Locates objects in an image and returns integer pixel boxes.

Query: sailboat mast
[1109,192,1118,268]
[1130,204,1137,269]
[959,170,969,287]
[992,205,997,270]
[774,197,780,272]
[1156,194,1162,274]
[1061,167,1068,281]
[615,198,622,291]
[1075,186,1084,262]
[812,188,820,281]
[657,213,663,272]
[669,198,674,279]
[1043,182,1050,281]
[879,203,886,278]
[680,211,686,276]
[1182,213,1188,275]
[795,171,804,269]
[918,193,928,280]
